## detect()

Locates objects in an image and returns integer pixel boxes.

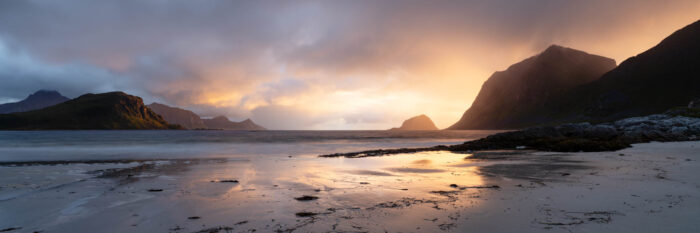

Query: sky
[0,0,698,130]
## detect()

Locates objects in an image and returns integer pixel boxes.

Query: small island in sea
[389,114,439,130]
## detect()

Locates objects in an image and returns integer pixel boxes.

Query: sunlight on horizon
[0,1,698,129]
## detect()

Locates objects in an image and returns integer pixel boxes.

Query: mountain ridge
[0,90,70,114]
[148,103,207,129]
[202,115,267,130]
[573,19,700,121]
[147,102,267,130]
[448,44,616,129]
[0,92,180,130]
[450,19,700,130]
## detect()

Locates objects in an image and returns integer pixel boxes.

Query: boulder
[583,125,619,140]
[555,122,592,137]
[689,99,700,108]
[670,126,689,136]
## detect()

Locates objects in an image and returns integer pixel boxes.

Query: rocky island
[390,114,439,130]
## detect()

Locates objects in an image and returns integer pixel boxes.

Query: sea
[0,130,504,162]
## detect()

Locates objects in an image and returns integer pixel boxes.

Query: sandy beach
[1,141,698,233]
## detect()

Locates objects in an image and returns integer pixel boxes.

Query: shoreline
[323,113,700,158]
[0,141,698,232]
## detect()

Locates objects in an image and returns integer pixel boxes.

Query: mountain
[0,92,181,130]
[450,19,700,130]
[0,90,70,114]
[390,114,439,130]
[147,103,267,130]
[449,45,616,129]
[574,19,700,121]
[202,116,266,130]
[147,103,207,129]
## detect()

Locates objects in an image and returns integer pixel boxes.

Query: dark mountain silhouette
[0,90,70,114]
[148,103,267,130]
[390,114,439,130]
[202,116,266,130]
[0,92,181,130]
[147,103,207,129]
[572,19,700,121]
[449,45,616,129]
[450,19,700,130]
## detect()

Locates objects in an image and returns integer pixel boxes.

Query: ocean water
[0,130,504,161]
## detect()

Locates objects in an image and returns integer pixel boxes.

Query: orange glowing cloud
[0,1,699,129]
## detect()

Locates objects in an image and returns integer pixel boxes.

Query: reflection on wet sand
[2,142,700,232]
[0,152,491,232]
[464,151,591,182]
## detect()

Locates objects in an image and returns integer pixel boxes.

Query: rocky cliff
[449,45,616,129]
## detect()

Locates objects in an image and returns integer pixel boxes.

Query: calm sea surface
[0,130,504,161]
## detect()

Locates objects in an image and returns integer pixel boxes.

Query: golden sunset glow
[2,1,700,232]
[1,1,699,129]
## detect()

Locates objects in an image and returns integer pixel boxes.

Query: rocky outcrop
[449,111,699,152]
[448,45,616,129]
[202,116,266,130]
[0,92,181,130]
[390,114,439,130]
[0,90,70,114]
[322,108,700,157]
[610,113,700,142]
[147,103,207,129]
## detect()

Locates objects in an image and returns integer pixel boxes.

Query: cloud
[251,104,327,130]
[0,39,132,99]
[0,0,698,129]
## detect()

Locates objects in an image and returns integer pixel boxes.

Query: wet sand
[1,141,699,232]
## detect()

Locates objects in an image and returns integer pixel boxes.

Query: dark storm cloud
[0,41,130,99]
[0,0,314,102]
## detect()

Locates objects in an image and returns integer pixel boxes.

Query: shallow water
[0,130,502,232]
[0,130,502,161]
[0,151,495,232]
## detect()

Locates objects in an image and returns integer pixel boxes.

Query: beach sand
[1,141,698,232]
